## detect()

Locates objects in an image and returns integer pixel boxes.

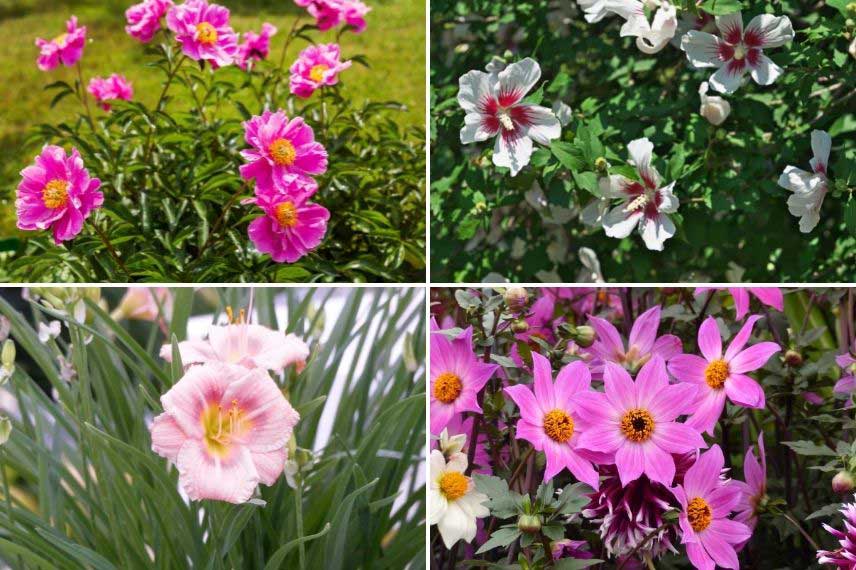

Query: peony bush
[0,286,425,567]
[429,286,856,569]
[6,0,425,282]
[430,0,855,283]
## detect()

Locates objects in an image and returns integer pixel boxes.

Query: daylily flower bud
[0,416,10,445]
[833,471,855,494]
[1,340,15,370]
[512,319,529,334]
[517,513,542,533]
[784,349,803,367]
[504,287,529,312]
[573,326,596,348]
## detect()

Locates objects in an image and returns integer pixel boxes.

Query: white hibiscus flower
[681,12,793,93]
[603,0,678,54]
[577,0,614,23]
[428,449,489,549]
[698,81,731,125]
[777,130,832,233]
[600,138,679,251]
[458,58,561,177]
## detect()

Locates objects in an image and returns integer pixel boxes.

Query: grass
[0,0,425,237]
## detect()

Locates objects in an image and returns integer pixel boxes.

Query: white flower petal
[709,63,746,94]
[745,14,794,48]
[497,58,541,103]
[605,0,643,21]
[749,53,783,86]
[437,502,476,548]
[635,5,678,54]
[810,130,832,174]
[521,105,561,145]
[777,165,818,193]
[552,100,573,127]
[579,0,613,23]
[457,70,493,114]
[427,488,448,525]
[639,213,675,251]
[600,174,632,198]
[603,205,643,239]
[627,137,653,171]
[657,182,679,213]
[493,134,533,177]
[715,12,743,41]
[581,198,610,227]
[460,113,495,144]
[682,31,725,67]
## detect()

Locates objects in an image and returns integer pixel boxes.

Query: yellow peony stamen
[196,22,218,45]
[309,64,330,83]
[274,201,299,228]
[269,138,297,167]
[42,179,69,209]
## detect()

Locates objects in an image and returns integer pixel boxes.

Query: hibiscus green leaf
[826,0,850,15]
[845,197,856,236]
[475,527,521,554]
[551,141,586,172]
[521,83,544,106]
[698,0,743,15]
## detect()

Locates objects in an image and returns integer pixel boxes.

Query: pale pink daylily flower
[457,58,561,177]
[681,12,794,93]
[150,363,299,503]
[113,287,173,321]
[600,138,679,251]
[778,130,832,233]
[603,0,678,54]
[161,323,309,373]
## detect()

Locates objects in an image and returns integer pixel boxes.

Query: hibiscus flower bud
[699,81,731,126]
[848,2,856,16]
[504,287,529,312]
[595,157,609,173]
[784,349,803,367]
[517,513,542,533]
[833,471,856,494]
[511,319,529,334]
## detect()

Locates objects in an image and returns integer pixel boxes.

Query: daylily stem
[295,475,306,570]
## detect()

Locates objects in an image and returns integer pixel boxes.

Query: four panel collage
[0,0,853,569]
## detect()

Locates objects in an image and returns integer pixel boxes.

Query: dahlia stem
[782,511,820,551]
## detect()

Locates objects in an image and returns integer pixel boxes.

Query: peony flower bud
[698,82,731,126]
[517,513,542,533]
[833,471,855,494]
[504,287,529,312]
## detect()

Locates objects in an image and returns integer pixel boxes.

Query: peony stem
[277,13,304,73]
[92,222,131,278]
[75,61,94,126]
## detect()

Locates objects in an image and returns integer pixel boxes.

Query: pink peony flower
[289,43,352,98]
[733,433,766,540]
[236,23,277,70]
[504,354,600,488]
[239,110,328,191]
[817,497,856,567]
[161,322,309,373]
[574,357,704,486]
[166,0,238,67]
[16,145,103,244]
[430,318,499,434]
[672,445,752,570]
[35,16,87,71]
[587,305,682,376]
[125,0,173,43]
[693,287,783,320]
[247,185,330,263]
[295,0,370,33]
[150,363,299,503]
[668,315,780,435]
[87,74,134,111]
[113,287,173,321]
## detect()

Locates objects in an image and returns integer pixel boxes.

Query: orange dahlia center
[433,372,462,404]
[196,22,218,45]
[309,64,330,83]
[438,471,468,501]
[620,408,655,442]
[200,399,249,457]
[687,497,713,532]
[269,138,297,166]
[42,179,69,209]
[274,201,298,228]
[543,409,574,443]
[704,359,729,389]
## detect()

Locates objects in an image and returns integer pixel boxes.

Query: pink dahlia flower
[672,445,752,570]
[587,305,682,376]
[166,0,238,67]
[239,110,328,191]
[600,138,679,251]
[289,43,352,99]
[668,315,780,435]
[733,432,766,543]
[161,322,309,373]
[125,0,173,43]
[35,16,87,71]
[693,287,783,320]
[504,354,600,488]
[150,363,299,503]
[16,145,103,244]
[458,57,561,177]
[835,352,856,397]
[87,74,134,111]
[430,318,499,434]
[681,12,794,94]
[247,187,330,263]
[817,497,856,567]
[574,357,704,486]
[236,23,277,70]
[551,539,593,561]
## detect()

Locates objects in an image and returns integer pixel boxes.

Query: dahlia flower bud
[784,349,803,367]
[573,325,596,348]
[699,82,731,126]
[504,287,529,312]
[517,513,542,533]
[512,319,529,334]
[833,471,856,494]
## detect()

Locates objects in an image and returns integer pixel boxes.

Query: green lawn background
[0,0,425,237]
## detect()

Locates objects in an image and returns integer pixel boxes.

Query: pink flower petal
[729,288,750,320]
[150,412,186,461]
[707,482,742,516]
[588,315,625,361]
[252,448,287,486]
[651,420,705,454]
[699,529,740,569]
[643,442,675,485]
[176,440,259,503]
[222,368,300,453]
[683,444,724,498]
[635,356,669,407]
[554,360,591,401]
[603,362,637,411]
[749,287,783,311]
[578,424,623,455]
[729,342,780,374]
[516,418,546,451]
[723,315,762,361]
[161,362,238,438]
[653,334,683,361]
[668,354,708,384]
[505,384,543,421]
[615,442,646,485]
[698,316,722,361]
[628,305,661,355]
[563,447,600,489]
[724,373,765,408]
[532,352,556,409]
[685,542,715,570]
[687,388,727,436]
[429,401,456,435]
